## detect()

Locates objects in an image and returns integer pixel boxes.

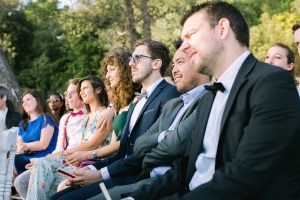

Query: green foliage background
[1,0,300,97]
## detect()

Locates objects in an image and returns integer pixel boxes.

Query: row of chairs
[0,127,18,200]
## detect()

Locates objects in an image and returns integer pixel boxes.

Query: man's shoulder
[7,109,20,117]
[156,80,181,96]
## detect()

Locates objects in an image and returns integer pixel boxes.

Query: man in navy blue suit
[50,39,181,200]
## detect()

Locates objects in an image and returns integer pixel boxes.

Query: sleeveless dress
[113,110,128,140]
[26,109,110,200]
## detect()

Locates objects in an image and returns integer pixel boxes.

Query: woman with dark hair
[25,76,113,200]
[47,92,66,121]
[14,89,59,175]
[265,42,300,96]
[49,48,141,200]
[55,49,141,193]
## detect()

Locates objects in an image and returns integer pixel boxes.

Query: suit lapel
[134,80,167,125]
[186,54,259,184]
[118,102,137,157]
[220,54,257,131]
[162,98,184,130]
[178,90,208,123]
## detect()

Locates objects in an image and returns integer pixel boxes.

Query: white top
[189,51,250,190]
[129,78,163,133]
[0,107,8,131]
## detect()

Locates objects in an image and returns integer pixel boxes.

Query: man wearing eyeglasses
[50,39,181,200]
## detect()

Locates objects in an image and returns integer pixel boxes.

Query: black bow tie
[134,90,147,101]
[204,82,225,95]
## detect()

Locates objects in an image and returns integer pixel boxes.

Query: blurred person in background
[0,85,20,131]
[264,42,300,96]
[47,92,66,121]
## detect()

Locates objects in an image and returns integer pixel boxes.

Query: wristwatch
[92,151,97,158]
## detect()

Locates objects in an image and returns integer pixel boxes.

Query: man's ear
[218,18,230,39]
[287,63,295,71]
[152,59,162,70]
[95,88,101,95]
[2,95,7,101]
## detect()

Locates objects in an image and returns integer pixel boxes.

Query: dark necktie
[204,82,225,96]
[134,90,147,101]
[63,110,84,150]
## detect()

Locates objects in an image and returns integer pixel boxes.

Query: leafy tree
[0,0,34,73]
[1,0,300,98]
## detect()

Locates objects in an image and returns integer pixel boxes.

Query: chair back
[0,127,18,200]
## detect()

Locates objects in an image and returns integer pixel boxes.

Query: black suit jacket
[5,109,20,129]
[130,54,300,200]
[92,79,181,185]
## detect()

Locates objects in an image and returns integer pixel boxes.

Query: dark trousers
[49,171,138,200]
[49,179,115,200]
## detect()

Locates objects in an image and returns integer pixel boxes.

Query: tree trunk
[0,47,22,112]
[123,0,138,50]
[140,0,151,39]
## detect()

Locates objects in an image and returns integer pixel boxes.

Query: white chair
[0,127,18,200]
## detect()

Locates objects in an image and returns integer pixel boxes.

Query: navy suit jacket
[130,54,300,200]
[93,79,181,185]
[6,109,20,129]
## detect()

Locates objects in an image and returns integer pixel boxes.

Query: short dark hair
[173,38,183,50]
[180,1,249,48]
[135,39,171,76]
[292,22,300,34]
[0,85,9,97]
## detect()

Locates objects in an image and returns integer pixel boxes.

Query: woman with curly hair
[51,48,141,195]
[63,48,141,165]
[98,47,141,147]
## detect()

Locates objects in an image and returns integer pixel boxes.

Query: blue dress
[15,115,58,174]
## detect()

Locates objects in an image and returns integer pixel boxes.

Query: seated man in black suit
[126,2,300,200]
[0,86,20,130]
[49,39,181,200]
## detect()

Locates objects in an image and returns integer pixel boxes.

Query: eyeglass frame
[129,54,154,64]
[64,90,77,97]
[47,99,60,103]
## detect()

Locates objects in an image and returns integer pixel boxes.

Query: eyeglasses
[129,54,154,64]
[47,99,60,103]
[64,90,77,97]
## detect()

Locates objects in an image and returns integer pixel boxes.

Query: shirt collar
[180,83,209,105]
[217,50,250,93]
[142,78,163,98]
